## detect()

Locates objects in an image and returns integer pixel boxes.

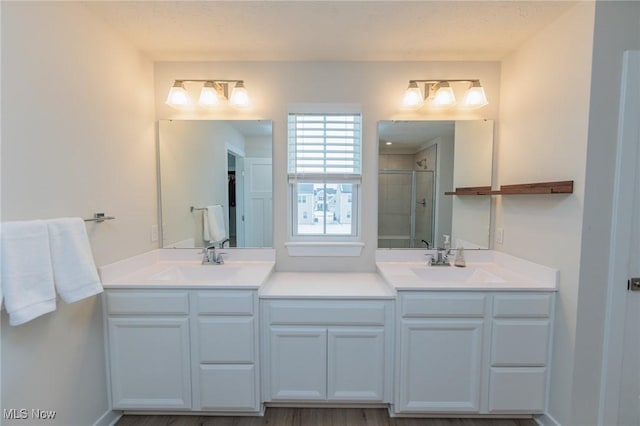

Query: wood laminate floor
[116,408,538,426]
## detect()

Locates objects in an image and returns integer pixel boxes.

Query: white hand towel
[204,205,226,243]
[0,220,57,326]
[46,218,103,303]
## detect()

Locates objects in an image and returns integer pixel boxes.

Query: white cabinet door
[398,319,483,413]
[269,327,327,401]
[108,317,191,410]
[327,327,385,401]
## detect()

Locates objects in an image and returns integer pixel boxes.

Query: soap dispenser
[454,245,466,268]
[443,235,451,252]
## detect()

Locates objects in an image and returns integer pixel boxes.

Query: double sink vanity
[99,248,557,418]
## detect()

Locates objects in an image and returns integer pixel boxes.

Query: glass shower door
[378,170,434,248]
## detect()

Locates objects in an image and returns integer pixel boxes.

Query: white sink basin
[150,265,240,282]
[410,267,505,284]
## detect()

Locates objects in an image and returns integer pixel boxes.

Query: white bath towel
[203,205,226,244]
[46,218,103,303]
[0,220,57,326]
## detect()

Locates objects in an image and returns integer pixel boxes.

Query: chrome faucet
[426,248,451,266]
[202,244,225,265]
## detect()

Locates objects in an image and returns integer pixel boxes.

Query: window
[288,113,361,239]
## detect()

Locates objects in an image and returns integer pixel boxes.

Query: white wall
[159,120,245,246]
[496,3,595,426]
[1,2,156,425]
[451,120,493,248]
[155,61,501,271]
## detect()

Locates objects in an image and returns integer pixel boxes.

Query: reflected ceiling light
[165,79,250,109]
[401,79,488,110]
[385,141,393,146]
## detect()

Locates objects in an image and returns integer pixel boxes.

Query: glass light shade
[462,82,488,108]
[199,81,222,107]
[229,81,250,108]
[432,82,456,107]
[402,81,424,108]
[165,81,190,107]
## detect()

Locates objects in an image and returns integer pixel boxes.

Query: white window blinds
[288,113,362,177]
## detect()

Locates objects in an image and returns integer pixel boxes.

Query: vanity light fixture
[432,81,456,108]
[229,81,250,108]
[402,79,488,109]
[461,80,489,108]
[165,79,250,109]
[165,81,190,106]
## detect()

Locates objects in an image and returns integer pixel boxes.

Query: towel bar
[84,213,115,223]
[190,205,223,213]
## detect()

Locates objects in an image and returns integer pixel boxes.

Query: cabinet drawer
[198,365,257,411]
[106,291,189,315]
[400,294,486,317]
[198,317,254,363]
[491,320,549,366]
[493,294,552,318]
[267,300,387,325]
[488,367,546,413]
[195,291,254,315]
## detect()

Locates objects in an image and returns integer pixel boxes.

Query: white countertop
[259,272,395,299]
[99,249,275,290]
[99,249,556,293]
[376,250,558,292]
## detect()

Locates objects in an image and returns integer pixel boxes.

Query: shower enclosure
[378,169,435,248]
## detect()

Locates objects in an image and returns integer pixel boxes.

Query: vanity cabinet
[397,293,487,413]
[105,289,260,413]
[262,299,392,404]
[394,291,554,415]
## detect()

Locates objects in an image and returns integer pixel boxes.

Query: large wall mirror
[158,120,273,248]
[378,120,493,250]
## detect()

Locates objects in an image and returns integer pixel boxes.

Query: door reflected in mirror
[378,120,493,250]
[158,120,273,248]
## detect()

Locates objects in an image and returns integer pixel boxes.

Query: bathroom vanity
[99,248,557,418]
[100,249,274,414]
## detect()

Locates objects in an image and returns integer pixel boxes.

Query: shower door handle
[417,198,427,207]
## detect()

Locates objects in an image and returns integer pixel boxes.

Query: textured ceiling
[83,1,577,62]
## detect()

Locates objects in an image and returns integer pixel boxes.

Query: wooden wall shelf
[445,181,573,196]
[444,186,493,196]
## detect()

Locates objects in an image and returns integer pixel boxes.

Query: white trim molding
[285,242,364,257]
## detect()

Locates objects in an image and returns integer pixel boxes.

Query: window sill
[285,242,364,257]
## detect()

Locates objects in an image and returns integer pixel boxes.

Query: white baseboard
[93,410,122,426]
[535,412,561,426]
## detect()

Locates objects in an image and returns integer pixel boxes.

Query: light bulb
[402,81,424,108]
[165,81,190,107]
[432,82,456,107]
[462,81,488,108]
[229,81,250,108]
[199,81,222,107]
